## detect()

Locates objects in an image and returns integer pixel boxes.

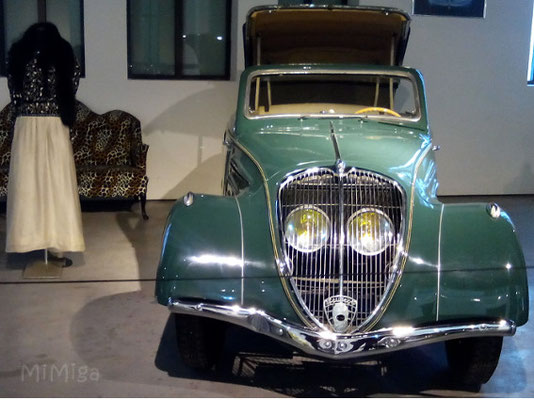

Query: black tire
[174,314,226,370]
[446,336,503,388]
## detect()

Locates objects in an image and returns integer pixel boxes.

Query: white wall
[362,0,534,195]
[1,0,533,198]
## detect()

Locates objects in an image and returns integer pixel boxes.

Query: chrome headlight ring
[284,205,331,253]
[346,208,394,256]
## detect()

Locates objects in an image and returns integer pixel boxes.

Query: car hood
[235,119,431,190]
[244,5,411,67]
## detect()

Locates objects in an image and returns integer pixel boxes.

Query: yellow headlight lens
[347,209,394,255]
[285,206,330,253]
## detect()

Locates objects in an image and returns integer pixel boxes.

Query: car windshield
[247,72,419,121]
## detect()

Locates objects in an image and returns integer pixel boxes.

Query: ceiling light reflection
[188,254,243,268]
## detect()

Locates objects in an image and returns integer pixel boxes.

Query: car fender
[155,192,302,322]
[155,194,243,306]
[437,203,529,326]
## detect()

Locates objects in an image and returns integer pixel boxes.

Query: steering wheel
[355,107,401,118]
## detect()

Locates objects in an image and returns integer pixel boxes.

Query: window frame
[126,0,232,81]
[244,68,423,124]
[0,0,85,77]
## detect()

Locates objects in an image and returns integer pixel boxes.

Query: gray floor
[0,197,533,397]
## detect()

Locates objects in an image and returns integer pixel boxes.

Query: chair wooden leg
[140,193,148,220]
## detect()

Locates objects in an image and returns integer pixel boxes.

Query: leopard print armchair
[0,101,149,219]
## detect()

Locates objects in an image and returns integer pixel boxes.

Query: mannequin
[6,23,85,273]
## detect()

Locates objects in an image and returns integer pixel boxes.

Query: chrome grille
[278,167,405,333]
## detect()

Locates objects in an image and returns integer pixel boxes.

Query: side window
[0,0,85,76]
[394,78,417,117]
[127,0,231,80]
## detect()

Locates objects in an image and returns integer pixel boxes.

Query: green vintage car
[156,5,528,387]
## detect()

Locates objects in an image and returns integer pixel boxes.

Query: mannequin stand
[23,250,64,279]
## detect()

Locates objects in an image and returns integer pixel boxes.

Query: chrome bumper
[168,299,516,360]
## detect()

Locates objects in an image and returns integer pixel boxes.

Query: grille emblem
[324,295,358,333]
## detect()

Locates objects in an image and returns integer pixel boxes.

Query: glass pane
[182,0,227,77]
[129,0,175,76]
[4,0,38,58]
[46,0,83,66]
[249,73,419,121]
[413,0,485,18]
[394,78,417,117]
[1,0,84,76]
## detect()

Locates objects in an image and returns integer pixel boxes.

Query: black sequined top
[7,52,80,118]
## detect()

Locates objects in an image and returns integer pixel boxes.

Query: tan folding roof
[244,6,411,67]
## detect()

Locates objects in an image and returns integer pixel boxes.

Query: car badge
[323,295,358,333]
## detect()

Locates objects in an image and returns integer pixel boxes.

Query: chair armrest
[133,142,149,171]
[127,115,148,170]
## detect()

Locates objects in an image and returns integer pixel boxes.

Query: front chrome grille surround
[278,167,406,333]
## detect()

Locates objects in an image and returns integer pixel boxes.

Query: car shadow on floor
[154,314,482,397]
[69,288,527,396]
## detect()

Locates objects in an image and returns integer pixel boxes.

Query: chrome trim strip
[235,196,245,306]
[437,203,444,321]
[168,299,516,360]
[331,123,346,300]
[329,121,342,162]
[336,161,346,299]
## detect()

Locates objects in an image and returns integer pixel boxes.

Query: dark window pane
[127,0,231,79]
[182,0,228,77]
[413,0,485,17]
[0,0,85,76]
[4,0,38,49]
[46,0,84,69]
[129,0,175,76]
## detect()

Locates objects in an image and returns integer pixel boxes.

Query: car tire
[174,314,226,370]
[445,336,503,388]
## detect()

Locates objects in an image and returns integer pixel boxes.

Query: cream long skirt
[6,116,85,253]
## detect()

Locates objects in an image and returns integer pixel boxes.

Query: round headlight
[284,206,330,253]
[347,209,394,256]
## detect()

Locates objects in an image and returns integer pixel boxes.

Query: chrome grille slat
[279,167,405,333]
